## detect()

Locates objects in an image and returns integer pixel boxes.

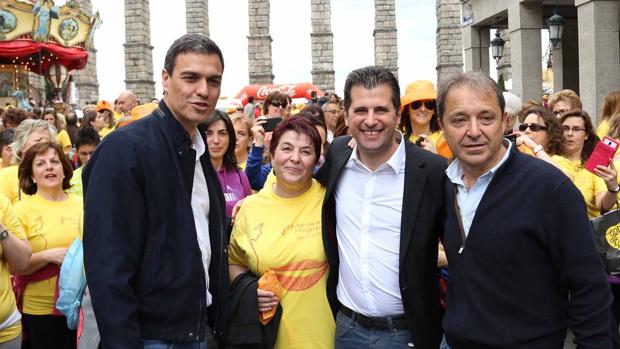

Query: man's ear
[161,69,170,94]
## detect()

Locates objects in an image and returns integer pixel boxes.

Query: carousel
[0,0,99,108]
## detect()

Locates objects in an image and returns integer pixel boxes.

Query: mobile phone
[262,117,282,132]
[585,136,620,173]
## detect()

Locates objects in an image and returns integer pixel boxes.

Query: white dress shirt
[335,138,406,317]
[190,131,212,307]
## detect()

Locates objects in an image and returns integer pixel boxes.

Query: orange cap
[400,80,437,113]
[96,100,113,113]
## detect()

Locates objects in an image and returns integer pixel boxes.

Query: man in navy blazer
[317,66,446,349]
[83,34,229,349]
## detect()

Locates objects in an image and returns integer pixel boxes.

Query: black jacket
[83,101,229,348]
[317,135,446,349]
[225,272,281,348]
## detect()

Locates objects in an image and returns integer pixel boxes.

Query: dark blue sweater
[443,147,612,349]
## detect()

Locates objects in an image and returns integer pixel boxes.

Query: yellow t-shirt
[0,195,26,342]
[56,130,72,151]
[238,161,247,171]
[0,165,21,204]
[67,167,83,197]
[99,126,114,139]
[229,180,334,349]
[552,155,607,219]
[14,194,83,315]
[597,120,610,140]
[261,169,276,192]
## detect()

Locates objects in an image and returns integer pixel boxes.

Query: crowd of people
[0,32,617,349]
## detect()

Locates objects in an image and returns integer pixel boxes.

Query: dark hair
[81,111,97,130]
[65,112,78,126]
[0,128,15,148]
[164,34,224,77]
[262,92,289,115]
[42,110,64,132]
[399,101,440,139]
[343,66,400,112]
[270,116,322,165]
[560,110,598,164]
[18,141,73,195]
[247,96,254,104]
[3,108,27,128]
[301,104,325,123]
[437,71,505,119]
[522,106,563,155]
[202,110,238,170]
[76,126,101,150]
[518,100,544,123]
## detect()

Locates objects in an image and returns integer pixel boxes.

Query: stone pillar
[374,0,398,78]
[508,1,543,103]
[462,25,490,76]
[435,0,464,83]
[247,0,274,84]
[310,0,335,93]
[186,0,209,37]
[497,29,511,81]
[552,19,579,93]
[73,0,99,106]
[576,0,619,123]
[124,0,155,103]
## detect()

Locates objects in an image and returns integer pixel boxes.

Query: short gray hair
[11,119,57,163]
[437,71,505,119]
[503,92,522,115]
[321,100,339,112]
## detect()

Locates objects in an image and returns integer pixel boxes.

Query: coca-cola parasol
[235,83,324,105]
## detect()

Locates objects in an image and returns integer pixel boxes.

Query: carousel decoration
[0,0,99,106]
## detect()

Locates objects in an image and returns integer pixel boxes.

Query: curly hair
[522,106,563,155]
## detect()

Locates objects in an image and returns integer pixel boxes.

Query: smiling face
[439,85,506,177]
[345,84,399,167]
[205,119,229,162]
[31,147,64,192]
[272,130,316,188]
[409,99,435,128]
[162,52,223,134]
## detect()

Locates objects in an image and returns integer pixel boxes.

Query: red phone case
[585,136,620,173]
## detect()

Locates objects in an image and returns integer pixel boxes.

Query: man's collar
[446,139,512,183]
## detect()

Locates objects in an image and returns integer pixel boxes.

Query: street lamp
[490,30,505,67]
[547,11,565,49]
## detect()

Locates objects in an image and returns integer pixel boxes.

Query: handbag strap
[452,184,467,254]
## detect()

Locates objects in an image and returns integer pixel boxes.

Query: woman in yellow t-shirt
[14,141,82,349]
[0,119,56,204]
[399,80,452,158]
[0,195,32,347]
[94,100,116,139]
[597,91,620,139]
[555,110,618,219]
[42,110,71,156]
[229,117,334,349]
[515,106,563,160]
[232,115,253,170]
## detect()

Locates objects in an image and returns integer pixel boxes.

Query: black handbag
[591,208,620,274]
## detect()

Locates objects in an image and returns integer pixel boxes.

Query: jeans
[142,340,208,349]
[335,310,415,349]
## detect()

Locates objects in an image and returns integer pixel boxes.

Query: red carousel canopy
[0,39,88,75]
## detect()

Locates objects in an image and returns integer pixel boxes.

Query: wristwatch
[0,229,8,241]
[609,185,620,193]
[532,144,543,155]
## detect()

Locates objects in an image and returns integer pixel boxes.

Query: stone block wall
[186,0,209,37]
[124,0,155,102]
[310,0,335,92]
[374,0,398,79]
[248,0,274,84]
[435,0,463,83]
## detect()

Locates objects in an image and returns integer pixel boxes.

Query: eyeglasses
[411,100,436,110]
[518,123,548,132]
[562,125,586,133]
[325,109,339,115]
[553,109,570,117]
[270,102,286,108]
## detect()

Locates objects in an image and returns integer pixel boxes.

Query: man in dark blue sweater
[438,71,612,349]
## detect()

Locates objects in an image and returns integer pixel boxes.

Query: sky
[85,0,439,103]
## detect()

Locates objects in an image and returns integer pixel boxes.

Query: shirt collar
[191,130,206,161]
[349,131,406,173]
[446,139,512,184]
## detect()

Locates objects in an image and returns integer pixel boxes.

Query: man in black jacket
[83,34,229,349]
[317,66,446,348]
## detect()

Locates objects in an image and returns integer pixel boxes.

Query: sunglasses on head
[410,100,436,110]
[270,101,286,108]
[518,123,548,132]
